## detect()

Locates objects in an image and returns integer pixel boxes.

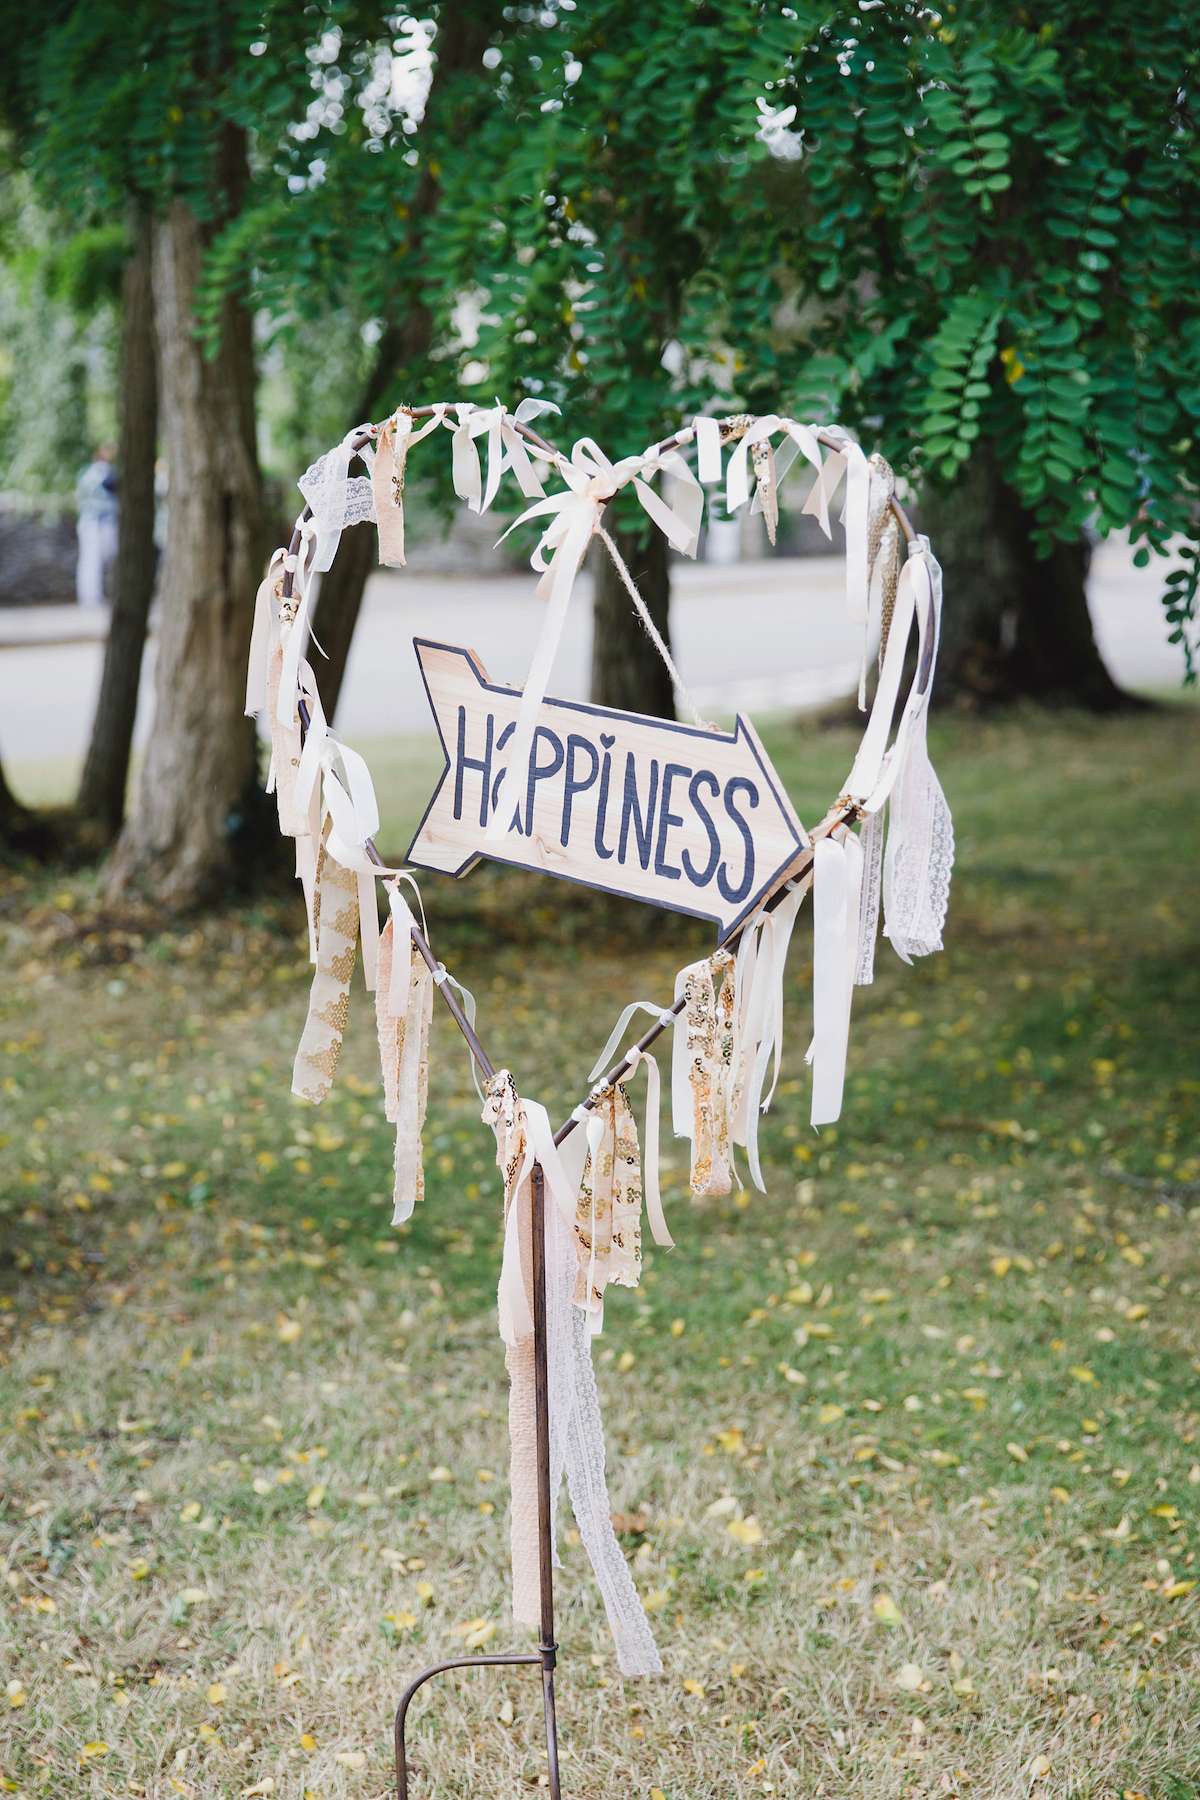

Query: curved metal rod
[279,411,917,593]
[394,1651,541,1800]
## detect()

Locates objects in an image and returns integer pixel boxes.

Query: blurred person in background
[75,444,119,609]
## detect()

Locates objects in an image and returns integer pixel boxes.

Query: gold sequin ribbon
[679,949,737,1196]
[574,1080,644,1321]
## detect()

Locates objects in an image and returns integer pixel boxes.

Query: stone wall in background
[0,501,78,604]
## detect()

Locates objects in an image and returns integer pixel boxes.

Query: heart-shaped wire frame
[275,404,925,1146]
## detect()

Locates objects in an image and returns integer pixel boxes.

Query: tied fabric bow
[450,398,558,514]
[487,436,703,847]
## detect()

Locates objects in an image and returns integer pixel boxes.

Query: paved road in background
[0,540,1187,777]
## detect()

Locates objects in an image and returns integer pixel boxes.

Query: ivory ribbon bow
[450,399,555,514]
[487,437,703,846]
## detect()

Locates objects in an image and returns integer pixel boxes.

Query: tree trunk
[0,744,20,844]
[77,204,158,837]
[925,450,1133,710]
[105,139,265,907]
[590,524,676,719]
[308,4,494,724]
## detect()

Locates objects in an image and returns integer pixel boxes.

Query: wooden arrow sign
[405,640,809,942]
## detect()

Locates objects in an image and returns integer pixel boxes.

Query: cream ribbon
[588,1000,678,1088]
[799,426,871,627]
[276,521,320,732]
[809,830,865,1128]
[620,1048,673,1251]
[733,878,809,1188]
[244,548,286,718]
[693,413,723,486]
[450,400,553,513]
[494,1091,578,1348]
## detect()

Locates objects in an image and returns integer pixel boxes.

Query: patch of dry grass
[2,705,1198,1799]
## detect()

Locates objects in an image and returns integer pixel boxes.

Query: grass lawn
[1,703,1198,1800]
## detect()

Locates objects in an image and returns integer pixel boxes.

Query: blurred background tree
[428,0,1199,709]
[1,1,1197,881]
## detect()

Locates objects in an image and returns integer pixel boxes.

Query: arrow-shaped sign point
[406,640,808,942]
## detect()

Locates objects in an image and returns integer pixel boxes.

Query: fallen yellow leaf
[682,1677,705,1695]
[206,1682,228,1706]
[1007,1442,1028,1464]
[276,1317,302,1344]
[79,1743,108,1761]
[335,1750,366,1769]
[726,1516,764,1546]
[872,1593,903,1627]
[1163,1579,1196,1599]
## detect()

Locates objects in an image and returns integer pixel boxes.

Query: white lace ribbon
[299,424,376,573]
